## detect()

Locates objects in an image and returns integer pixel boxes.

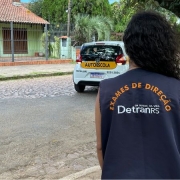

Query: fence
[0,22,123,63]
[0,22,75,62]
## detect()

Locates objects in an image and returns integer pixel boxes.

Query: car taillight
[116,54,126,65]
[76,54,82,63]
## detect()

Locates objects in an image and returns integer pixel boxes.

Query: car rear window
[80,45,123,61]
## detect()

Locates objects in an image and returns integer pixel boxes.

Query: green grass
[0,71,73,81]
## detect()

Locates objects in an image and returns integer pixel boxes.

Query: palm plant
[73,14,91,44]
[73,14,114,44]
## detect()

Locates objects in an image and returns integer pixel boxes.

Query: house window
[2,28,28,54]
[62,38,67,47]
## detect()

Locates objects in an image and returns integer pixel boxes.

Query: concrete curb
[0,59,73,66]
[59,166,101,180]
[0,71,73,81]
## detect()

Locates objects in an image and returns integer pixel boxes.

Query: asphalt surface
[0,63,101,179]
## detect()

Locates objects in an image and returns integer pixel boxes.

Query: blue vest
[100,68,180,179]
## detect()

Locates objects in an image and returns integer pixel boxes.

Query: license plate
[90,72,104,79]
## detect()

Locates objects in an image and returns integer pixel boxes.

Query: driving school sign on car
[81,61,117,69]
[73,41,129,93]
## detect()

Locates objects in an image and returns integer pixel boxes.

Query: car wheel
[74,83,85,93]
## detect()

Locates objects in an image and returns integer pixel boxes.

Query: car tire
[74,83,85,93]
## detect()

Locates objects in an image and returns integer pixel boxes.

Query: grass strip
[0,71,73,81]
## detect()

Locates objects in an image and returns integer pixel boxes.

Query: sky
[21,0,118,3]
[21,0,30,2]
[109,0,118,3]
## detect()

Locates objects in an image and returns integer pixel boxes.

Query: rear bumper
[77,81,100,86]
[73,64,129,86]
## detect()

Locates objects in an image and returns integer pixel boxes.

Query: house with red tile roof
[0,0,49,57]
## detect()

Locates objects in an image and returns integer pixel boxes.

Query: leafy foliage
[72,0,111,18]
[157,0,180,17]
[73,14,114,44]
[29,0,180,41]
[29,0,112,24]
[111,0,136,33]
[28,0,43,17]
[41,0,67,24]
[121,0,180,17]
[111,0,180,33]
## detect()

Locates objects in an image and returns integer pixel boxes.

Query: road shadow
[83,86,99,94]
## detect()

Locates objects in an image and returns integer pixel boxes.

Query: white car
[73,41,129,92]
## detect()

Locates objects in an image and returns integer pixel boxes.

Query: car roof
[82,41,124,46]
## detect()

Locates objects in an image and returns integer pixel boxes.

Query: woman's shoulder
[100,68,180,88]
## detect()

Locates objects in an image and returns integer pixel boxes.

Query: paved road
[0,75,75,99]
[0,75,100,179]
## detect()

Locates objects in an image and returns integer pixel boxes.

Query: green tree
[117,0,180,17]
[136,0,180,17]
[41,0,67,24]
[71,0,111,18]
[29,0,112,25]
[111,0,136,33]
[28,0,43,17]
[111,0,180,33]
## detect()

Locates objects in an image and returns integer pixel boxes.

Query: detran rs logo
[117,105,160,114]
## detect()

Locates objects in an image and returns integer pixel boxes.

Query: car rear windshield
[80,45,123,61]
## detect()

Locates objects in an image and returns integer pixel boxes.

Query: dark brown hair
[123,11,180,79]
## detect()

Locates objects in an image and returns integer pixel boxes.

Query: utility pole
[67,0,71,37]
[10,22,14,62]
